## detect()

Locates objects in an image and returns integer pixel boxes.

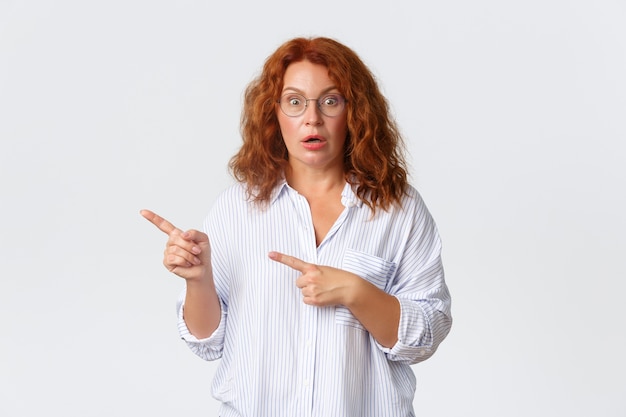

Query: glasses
[278,93,347,117]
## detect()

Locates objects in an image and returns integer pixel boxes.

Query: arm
[386,254,452,364]
[383,198,452,363]
[140,209,221,338]
[268,193,452,361]
[182,277,221,339]
[342,278,400,348]
[267,251,400,348]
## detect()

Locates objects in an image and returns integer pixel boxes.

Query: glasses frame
[277,93,347,118]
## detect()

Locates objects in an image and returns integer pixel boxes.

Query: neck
[285,164,345,198]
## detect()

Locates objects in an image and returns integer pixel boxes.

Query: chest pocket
[335,248,397,330]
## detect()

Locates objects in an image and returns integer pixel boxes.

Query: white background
[1,0,625,415]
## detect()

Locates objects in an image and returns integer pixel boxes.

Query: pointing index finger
[140,209,181,235]
[268,251,311,273]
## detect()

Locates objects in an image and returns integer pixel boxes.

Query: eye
[321,94,341,107]
[285,94,304,107]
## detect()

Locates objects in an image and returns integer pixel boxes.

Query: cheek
[278,119,298,142]
[277,113,295,137]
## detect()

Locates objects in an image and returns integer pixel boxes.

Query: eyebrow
[281,86,340,96]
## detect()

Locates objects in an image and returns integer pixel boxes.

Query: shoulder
[389,184,439,233]
[213,181,249,205]
[401,184,441,241]
[208,180,287,219]
[205,182,252,220]
[395,184,429,215]
[212,180,287,208]
[402,183,421,203]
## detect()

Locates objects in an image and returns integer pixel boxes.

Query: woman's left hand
[268,251,359,307]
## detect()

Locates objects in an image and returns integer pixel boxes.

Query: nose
[304,100,323,126]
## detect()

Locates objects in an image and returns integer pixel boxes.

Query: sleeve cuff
[176,291,227,360]
[377,297,435,363]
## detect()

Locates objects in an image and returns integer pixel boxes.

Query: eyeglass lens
[279,93,345,117]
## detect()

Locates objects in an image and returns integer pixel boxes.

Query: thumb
[182,229,210,245]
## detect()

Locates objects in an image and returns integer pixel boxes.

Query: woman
[141,36,452,417]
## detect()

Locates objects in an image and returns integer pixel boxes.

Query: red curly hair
[229,37,409,212]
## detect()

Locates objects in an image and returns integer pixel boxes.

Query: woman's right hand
[140,209,211,283]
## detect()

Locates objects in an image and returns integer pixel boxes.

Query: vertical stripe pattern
[176,180,452,417]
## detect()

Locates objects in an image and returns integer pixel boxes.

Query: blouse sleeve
[380,192,452,364]
[176,287,228,361]
[175,192,233,361]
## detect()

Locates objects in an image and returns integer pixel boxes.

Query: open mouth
[304,136,323,143]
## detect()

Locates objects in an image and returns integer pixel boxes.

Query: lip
[301,135,327,150]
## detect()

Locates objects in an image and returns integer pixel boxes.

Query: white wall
[1,0,624,415]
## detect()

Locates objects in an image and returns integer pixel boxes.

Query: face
[277,60,348,174]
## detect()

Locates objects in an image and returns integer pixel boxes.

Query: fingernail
[194,257,201,265]
[191,246,201,254]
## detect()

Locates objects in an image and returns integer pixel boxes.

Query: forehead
[282,60,334,93]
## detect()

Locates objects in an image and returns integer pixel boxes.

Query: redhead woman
[141,36,452,417]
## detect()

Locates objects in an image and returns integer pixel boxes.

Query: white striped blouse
[177,180,452,417]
